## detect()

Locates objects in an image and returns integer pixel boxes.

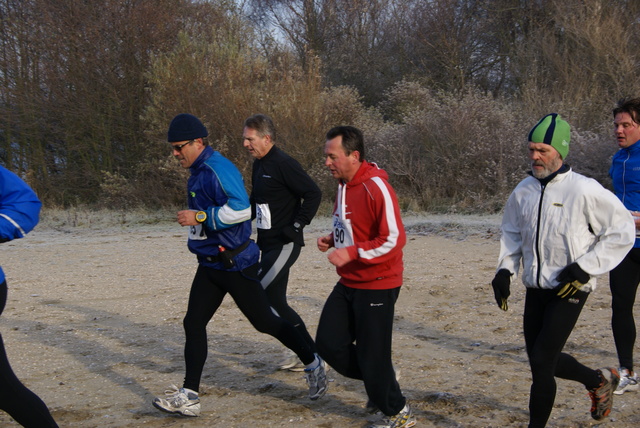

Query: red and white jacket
[331,161,406,289]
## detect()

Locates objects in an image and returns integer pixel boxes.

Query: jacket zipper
[622,150,630,205]
[535,183,546,288]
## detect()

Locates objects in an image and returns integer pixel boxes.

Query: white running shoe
[614,368,639,395]
[305,356,328,400]
[368,404,416,428]
[278,350,306,372]
[153,384,201,417]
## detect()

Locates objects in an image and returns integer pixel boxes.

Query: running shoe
[368,404,416,428]
[305,356,328,400]
[153,384,201,417]
[588,368,620,421]
[278,350,306,372]
[614,368,639,395]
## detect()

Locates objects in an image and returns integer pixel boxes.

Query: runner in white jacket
[498,167,634,292]
[491,113,635,428]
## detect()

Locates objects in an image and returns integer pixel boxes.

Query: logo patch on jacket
[553,202,564,207]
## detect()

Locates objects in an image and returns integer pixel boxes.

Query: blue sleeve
[205,156,251,230]
[0,166,42,241]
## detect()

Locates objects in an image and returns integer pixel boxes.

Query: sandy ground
[0,213,638,427]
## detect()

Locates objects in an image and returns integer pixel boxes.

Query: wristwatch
[195,211,207,223]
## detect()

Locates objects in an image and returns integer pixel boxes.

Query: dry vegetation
[0,0,638,213]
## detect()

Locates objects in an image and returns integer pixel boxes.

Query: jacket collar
[190,146,214,172]
[621,140,640,154]
[529,163,570,186]
[342,161,388,187]
[259,145,278,162]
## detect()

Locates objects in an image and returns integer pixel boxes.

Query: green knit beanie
[528,113,570,159]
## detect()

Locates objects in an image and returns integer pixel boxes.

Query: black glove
[281,222,304,246]
[555,262,590,298]
[491,269,511,311]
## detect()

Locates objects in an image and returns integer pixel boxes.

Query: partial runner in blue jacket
[0,165,58,427]
[152,114,327,418]
[608,97,640,395]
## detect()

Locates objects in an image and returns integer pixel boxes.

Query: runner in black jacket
[243,114,322,370]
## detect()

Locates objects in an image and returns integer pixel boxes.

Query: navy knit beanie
[167,113,208,142]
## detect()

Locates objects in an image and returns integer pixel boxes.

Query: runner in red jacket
[328,159,405,289]
[316,126,415,428]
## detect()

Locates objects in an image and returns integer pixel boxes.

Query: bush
[568,123,617,189]
[372,84,530,213]
[98,157,188,210]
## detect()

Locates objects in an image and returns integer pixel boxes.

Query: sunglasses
[171,140,194,152]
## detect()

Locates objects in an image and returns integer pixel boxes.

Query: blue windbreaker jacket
[186,146,259,270]
[0,166,42,283]
[610,141,640,248]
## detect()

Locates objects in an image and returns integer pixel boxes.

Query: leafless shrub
[371,83,531,213]
[144,13,375,206]
[98,157,188,210]
[568,122,617,189]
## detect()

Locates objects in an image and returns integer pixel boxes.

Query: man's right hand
[631,211,640,232]
[491,269,511,311]
[317,235,334,252]
[328,247,352,267]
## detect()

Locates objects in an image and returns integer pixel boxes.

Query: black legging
[609,247,640,372]
[182,264,316,392]
[259,242,316,352]
[0,281,58,427]
[523,288,601,428]
[316,283,405,417]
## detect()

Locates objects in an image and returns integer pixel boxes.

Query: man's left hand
[327,248,353,267]
[281,223,304,246]
[555,262,590,298]
[177,210,198,226]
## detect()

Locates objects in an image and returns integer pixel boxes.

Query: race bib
[189,223,207,241]
[333,214,354,248]
[256,203,272,229]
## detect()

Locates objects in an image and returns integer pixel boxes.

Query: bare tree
[513,0,640,127]
[0,0,184,204]
[247,0,404,104]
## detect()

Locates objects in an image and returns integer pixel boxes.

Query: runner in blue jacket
[152,114,327,418]
[608,97,640,395]
[0,165,58,427]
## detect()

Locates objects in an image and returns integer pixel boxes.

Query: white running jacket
[497,167,635,292]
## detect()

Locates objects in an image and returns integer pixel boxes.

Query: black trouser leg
[316,283,405,416]
[609,248,640,371]
[260,244,316,351]
[0,281,58,427]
